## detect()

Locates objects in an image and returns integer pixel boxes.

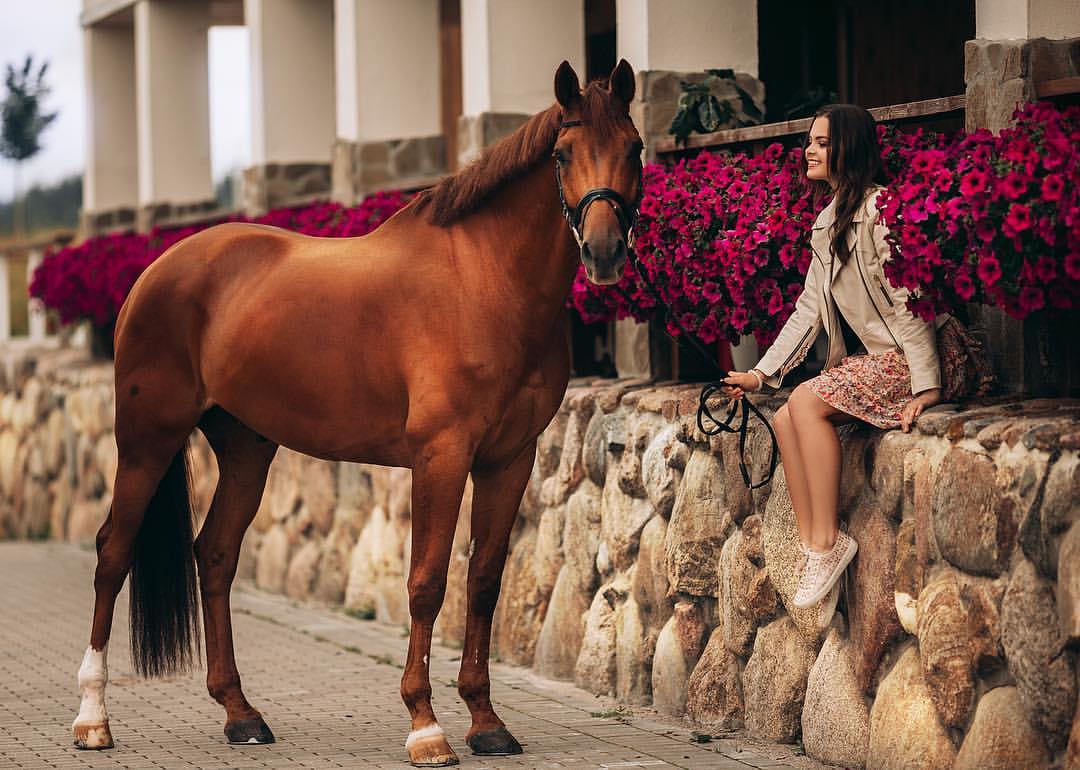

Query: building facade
[76,0,1080,389]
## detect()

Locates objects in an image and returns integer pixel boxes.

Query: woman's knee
[788,384,825,421]
[773,404,792,438]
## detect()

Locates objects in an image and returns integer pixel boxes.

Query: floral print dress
[804,316,993,429]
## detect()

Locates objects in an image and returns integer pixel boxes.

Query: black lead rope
[614,253,779,490]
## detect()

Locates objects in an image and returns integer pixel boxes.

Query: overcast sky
[0,1,251,203]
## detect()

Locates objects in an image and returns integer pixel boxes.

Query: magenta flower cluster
[30,192,411,326]
[877,101,1080,321]
[571,100,1079,344]
[570,143,821,348]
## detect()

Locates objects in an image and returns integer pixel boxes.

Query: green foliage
[668,69,763,146]
[781,85,840,121]
[343,605,376,621]
[589,706,633,722]
[0,174,81,236]
[1,55,58,163]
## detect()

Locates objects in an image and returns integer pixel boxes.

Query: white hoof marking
[72,645,109,730]
[405,723,445,750]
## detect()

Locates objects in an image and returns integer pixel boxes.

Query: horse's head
[553,59,643,285]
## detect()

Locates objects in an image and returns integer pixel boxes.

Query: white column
[247,0,334,165]
[616,0,758,76]
[975,0,1030,38]
[0,257,11,343]
[27,250,47,342]
[1030,0,1080,38]
[461,0,585,117]
[83,23,137,213]
[335,0,441,143]
[977,0,1080,39]
[135,0,213,207]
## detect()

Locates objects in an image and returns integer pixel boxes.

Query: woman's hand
[900,388,941,433]
[721,370,763,400]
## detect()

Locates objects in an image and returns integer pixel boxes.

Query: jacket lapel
[812,195,865,289]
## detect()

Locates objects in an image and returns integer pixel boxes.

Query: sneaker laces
[798,549,825,595]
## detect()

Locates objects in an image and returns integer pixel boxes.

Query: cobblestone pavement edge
[0,542,827,770]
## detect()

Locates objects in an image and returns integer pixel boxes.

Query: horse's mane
[414,82,626,227]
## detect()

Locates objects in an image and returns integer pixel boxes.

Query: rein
[615,263,779,490]
[554,118,778,489]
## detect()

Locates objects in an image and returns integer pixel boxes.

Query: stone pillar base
[80,207,138,238]
[136,199,219,232]
[631,70,765,161]
[963,35,1080,396]
[243,162,331,217]
[964,36,1080,134]
[614,318,653,379]
[456,112,530,167]
[331,135,446,206]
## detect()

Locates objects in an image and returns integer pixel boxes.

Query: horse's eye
[629,141,644,159]
[553,149,567,164]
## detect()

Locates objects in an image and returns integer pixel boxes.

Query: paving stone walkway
[0,542,828,769]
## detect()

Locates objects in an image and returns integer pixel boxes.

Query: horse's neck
[464,162,580,335]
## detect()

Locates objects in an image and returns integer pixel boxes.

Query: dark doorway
[440,0,462,171]
[585,0,616,83]
[757,0,975,122]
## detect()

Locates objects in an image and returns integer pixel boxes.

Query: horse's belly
[208,365,412,466]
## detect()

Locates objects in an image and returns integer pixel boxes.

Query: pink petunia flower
[977,255,1003,286]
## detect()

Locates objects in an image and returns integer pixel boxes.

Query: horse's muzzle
[581,237,628,285]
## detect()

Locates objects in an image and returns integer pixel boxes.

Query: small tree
[1,55,58,239]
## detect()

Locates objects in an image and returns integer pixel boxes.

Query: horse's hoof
[73,720,114,750]
[225,717,275,745]
[467,726,523,756]
[406,726,459,767]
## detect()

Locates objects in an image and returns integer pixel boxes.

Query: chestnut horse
[72,60,642,766]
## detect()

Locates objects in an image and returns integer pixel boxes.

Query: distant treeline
[0,175,82,237]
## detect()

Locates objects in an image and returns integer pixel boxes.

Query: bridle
[554,119,643,251]
[553,119,778,491]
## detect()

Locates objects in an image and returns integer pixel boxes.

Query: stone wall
[331,135,446,205]
[2,354,1078,769]
[456,112,530,167]
[242,162,332,216]
[632,69,766,162]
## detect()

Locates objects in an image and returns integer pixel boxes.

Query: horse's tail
[129,444,200,678]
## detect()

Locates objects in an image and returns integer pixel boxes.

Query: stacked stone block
[3,356,1078,768]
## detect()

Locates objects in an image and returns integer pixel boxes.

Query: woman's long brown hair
[800,104,886,266]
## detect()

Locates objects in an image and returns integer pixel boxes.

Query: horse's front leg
[457,442,536,756]
[402,432,472,767]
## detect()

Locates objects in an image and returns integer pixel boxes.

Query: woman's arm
[750,260,823,389]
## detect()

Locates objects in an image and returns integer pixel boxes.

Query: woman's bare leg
[786,384,855,553]
[771,404,814,547]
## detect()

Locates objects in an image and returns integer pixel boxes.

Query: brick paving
[0,542,828,769]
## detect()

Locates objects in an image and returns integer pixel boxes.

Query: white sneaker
[793,531,858,609]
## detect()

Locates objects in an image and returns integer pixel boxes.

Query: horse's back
[114,221,427,462]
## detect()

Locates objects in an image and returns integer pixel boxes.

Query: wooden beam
[654,94,966,156]
[1035,77,1080,98]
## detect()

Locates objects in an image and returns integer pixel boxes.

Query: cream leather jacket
[754,186,943,396]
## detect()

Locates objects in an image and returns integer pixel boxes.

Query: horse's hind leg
[456,443,535,756]
[194,408,277,744]
[74,412,199,749]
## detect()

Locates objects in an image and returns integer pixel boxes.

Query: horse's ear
[609,59,635,104]
[554,60,581,109]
